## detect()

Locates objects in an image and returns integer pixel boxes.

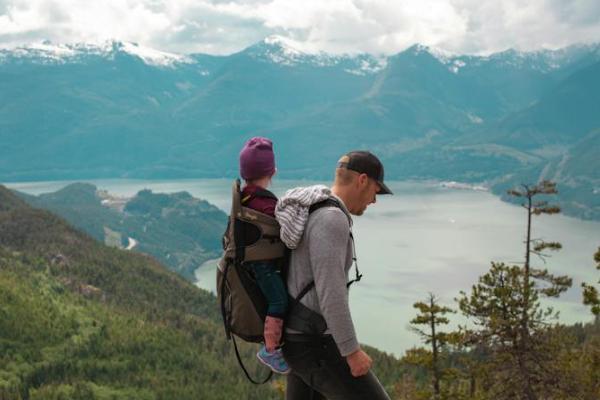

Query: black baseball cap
[336,151,393,195]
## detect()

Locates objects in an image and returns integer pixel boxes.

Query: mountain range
[0,37,598,219]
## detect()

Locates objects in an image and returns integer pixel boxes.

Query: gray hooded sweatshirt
[275,185,359,356]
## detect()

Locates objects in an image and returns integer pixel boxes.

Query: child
[239,136,290,375]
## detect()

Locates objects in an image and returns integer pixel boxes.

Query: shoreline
[4,177,596,224]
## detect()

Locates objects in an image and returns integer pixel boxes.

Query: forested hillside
[0,185,404,399]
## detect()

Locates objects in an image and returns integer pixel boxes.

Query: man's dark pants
[282,335,391,400]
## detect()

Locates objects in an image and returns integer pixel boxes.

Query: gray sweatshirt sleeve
[308,209,359,356]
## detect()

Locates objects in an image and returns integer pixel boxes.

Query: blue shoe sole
[256,352,291,375]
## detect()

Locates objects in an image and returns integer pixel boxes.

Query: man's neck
[330,185,355,223]
[331,185,351,209]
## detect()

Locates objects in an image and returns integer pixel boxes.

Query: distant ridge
[2,37,598,69]
[0,39,598,220]
[0,40,193,67]
[14,183,227,280]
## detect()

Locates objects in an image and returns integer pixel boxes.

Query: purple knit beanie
[239,136,276,180]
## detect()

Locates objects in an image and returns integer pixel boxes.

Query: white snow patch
[413,44,457,63]
[261,36,322,66]
[1,40,193,67]
[449,59,466,73]
[8,42,78,63]
[28,42,76,57]
[264,35,305,55]
[345,57,388,75]
[412,44,468,73]
[259,35,383,74]
[120,42,191,67]
[426,45,458,63]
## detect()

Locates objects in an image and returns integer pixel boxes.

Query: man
[275,151,392,400]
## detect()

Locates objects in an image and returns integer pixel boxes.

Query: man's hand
[345,348,372,377]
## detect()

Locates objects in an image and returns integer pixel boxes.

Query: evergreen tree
[457,180,572,400]
[409,293,454,399]
[393,374,421,400]
[582,247,600,315]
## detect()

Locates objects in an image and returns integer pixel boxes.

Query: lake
[8,178,600,356]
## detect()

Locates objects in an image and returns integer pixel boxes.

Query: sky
[0,0,599,55]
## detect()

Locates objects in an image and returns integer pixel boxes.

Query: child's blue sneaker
[257,346,290,375]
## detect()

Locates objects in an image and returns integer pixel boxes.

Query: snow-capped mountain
[3,37,597,75]
[0,36,390,75]
[241,35,387,75]
[406,42,600,74]
[1,38,598,219]
[407,44,467,74]
[484,44,600,72]
[0,40,192,67]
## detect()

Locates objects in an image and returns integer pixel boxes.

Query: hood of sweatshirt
[275,185,352,249]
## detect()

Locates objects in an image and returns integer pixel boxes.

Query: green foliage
[0,185,274,399]
[0,255,285,399]
[458,262,535,343]
[0,185,404,399]
[582,247,600,315]
[392,373,431,400]
[361,344,407,396]
[122,189,227,279]
[409,293,455,398]
[455,181,574,400]
[4,176,598,400]
[394,180,600,399]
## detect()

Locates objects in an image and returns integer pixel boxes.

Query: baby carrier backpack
[217,179,286,383]
[217,179,362,383]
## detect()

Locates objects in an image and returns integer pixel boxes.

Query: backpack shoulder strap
[254,188,277,200]
[307,197,362,288]
[241,187,277,205]
[285,197,364,335]
[308,198,341,214]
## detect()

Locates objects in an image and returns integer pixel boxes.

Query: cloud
[0,0,598,55]
[1,0,170,45]
[445,0,600,53]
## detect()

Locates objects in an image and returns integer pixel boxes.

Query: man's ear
[358,173,369,187]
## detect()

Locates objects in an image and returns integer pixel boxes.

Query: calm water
[8,179,600,356]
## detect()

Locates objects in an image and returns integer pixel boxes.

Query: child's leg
[263,316,283,352]
[250,261,288,351]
